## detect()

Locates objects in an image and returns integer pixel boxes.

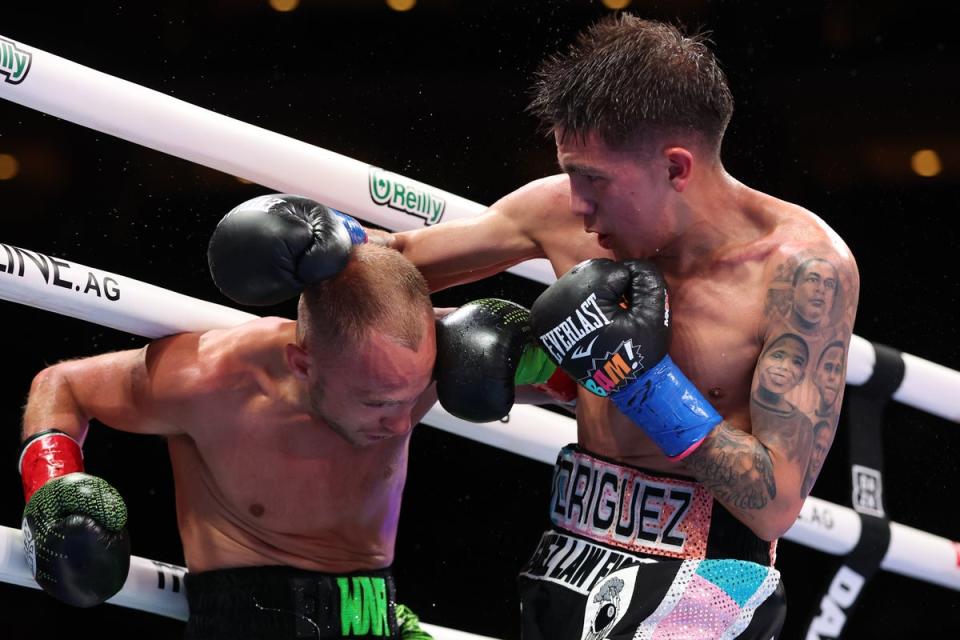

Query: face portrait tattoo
[756,333,809,398]
[814,341,846,414]
[803,420,835,497]
[791,258,839,332]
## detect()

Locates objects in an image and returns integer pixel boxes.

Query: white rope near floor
[1,34,958,633]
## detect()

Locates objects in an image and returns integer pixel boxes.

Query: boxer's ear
[665,147,693,192]
[285,343,310,379]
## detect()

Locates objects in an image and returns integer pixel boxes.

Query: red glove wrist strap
[533,367,579,404]
[19,430,84,502]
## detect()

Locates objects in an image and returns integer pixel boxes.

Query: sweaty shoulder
[192,316,296,392]
[754,195,860,340]
[768,197,856,270]
[494,174,606,273]
[492,174,574,239]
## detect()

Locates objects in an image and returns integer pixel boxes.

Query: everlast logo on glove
[532,259,671,399]
[539,292,612,363]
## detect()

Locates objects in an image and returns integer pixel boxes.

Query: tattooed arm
[685,245,859,540]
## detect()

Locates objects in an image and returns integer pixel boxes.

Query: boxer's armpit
[686,423,777,510]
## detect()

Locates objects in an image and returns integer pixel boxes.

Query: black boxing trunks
[518,445,787,640]
[184,565,404,639]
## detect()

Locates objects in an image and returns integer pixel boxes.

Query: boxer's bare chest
[545,243,771,471]
[663,272,766,421]
[178,392,409,542]
[224,421,403,527]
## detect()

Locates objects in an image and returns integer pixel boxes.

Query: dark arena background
[1,1,958,638]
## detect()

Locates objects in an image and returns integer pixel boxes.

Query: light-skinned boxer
[380,14,860,639]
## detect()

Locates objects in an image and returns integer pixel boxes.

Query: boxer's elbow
[750,501,803,542]
[23,365,88,439]
[27,365,68,406]
[752,518,791,543]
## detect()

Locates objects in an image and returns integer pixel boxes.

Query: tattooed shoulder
[764,246,857,341]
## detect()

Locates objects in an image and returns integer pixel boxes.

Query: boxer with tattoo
[381,14,860,639]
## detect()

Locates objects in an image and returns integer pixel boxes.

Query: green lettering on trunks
[338,576,389,636]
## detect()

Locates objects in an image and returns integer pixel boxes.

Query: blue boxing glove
[207,194,367,306]
[530,259,721,460]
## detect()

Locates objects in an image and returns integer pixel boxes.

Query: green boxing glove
[435,298,577,423]
[397,603,433,639]
[19,429,131,608]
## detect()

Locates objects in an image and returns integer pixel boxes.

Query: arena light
[386,0,416,12]
[910,149,942,177]
[0,153,18,180]
[268,0,299,13]
[602,0,633,9]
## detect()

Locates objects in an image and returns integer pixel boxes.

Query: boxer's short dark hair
[528,14,733,154]
[297,244,432,357]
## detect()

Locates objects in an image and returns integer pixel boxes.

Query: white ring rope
[0,34,958,627]
[0,523,189,620]
[0,526,489,640]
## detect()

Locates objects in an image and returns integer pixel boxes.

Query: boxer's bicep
[131,332,226,436]
[751,243,860,500]
[25,336,200,439]
[746,332,815,502]
[75,334,204,435]
[798,253,859,498]
[393,205,542,291]
[24,349,142,443]
[391,177,574,292]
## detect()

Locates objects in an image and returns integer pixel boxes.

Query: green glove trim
[396,603,433,639]
[514,343,558,386]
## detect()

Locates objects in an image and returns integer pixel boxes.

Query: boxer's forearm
[684,421,801,541]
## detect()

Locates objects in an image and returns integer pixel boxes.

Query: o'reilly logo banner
[368,167,445,226]
[1,38,32,85]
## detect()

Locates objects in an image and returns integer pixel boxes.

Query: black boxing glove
[435,299,576,423]
[530,259,721,460]
[19,430,130,607]
[207,194,367,306]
